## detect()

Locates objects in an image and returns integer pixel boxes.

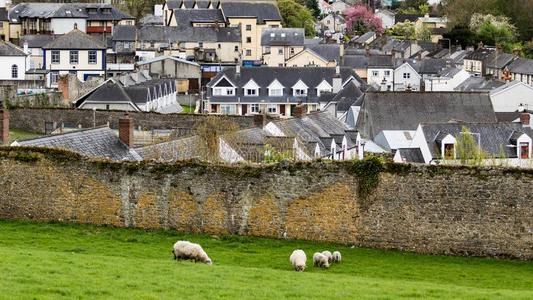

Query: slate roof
[395,14,423,23]
[208,67,362,104]
[395,148,424,163]
[112,25,136,41]
[305,44,341,62]
[220,2,281,23]
[9,3,133,23]
[137,26,240,43]
[19,34,56,48]
[508,58,533,75]
[420,122,532,158]
[356,92,498,139]
[486,52,516,69]
[321,81,364,112]
[174,9,224,27]
[223,127,293,162]
[16,126,139,161]
[464,47,494,61]
[140,14,164,26]
[354,32,375,44]
[343,53,392,68]
[261,28,304,46]
[454,77,506,92]
[135,135,203,161]
[43,29,106,49]
[0,40,26,56]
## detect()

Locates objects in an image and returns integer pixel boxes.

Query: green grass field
[1,220,532,299]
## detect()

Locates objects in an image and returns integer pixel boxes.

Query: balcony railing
[86,26,112,34]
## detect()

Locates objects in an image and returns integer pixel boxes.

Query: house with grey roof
[206,66,362,117]
[264,111,362,160]
[0,7,8,41]
[463,46,494,77]
[74,71,180,114]
[366,55,394,91]
[395,121,533,168]
[0,40,29,80]
[424,66,470,91]
[356,92,498,150]
[485,49,516,79]
[393,59,422,91]
[163,0,282,62]
[508,58,533,86]
[454,77,506,92]
[261,28,304,67]
[8,2,134,38]
[43,27,106,87]
[489,80,533,113]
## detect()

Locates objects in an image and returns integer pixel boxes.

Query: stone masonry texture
[0,149,532,260]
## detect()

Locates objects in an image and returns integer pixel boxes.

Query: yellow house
[261,28,305,66]
[285,48,335,67]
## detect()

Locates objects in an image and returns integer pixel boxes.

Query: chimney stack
[119,113,134,148]
[520,113,530,127]
[0,106,9,145]
[332,66,342,93]
[293,104,307,118]
[253,113,266,128]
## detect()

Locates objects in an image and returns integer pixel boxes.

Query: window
[294,89,307,96]
[220,104,235,114]
[403,72,410,79]
[278,48,283,55]
[234,45,239,52]
[444,143,455,160]
[290,48,295,55]
[246,24,252,31]
[372,71,379,77]
[213,87,234,96]
[217,43,221,49]
[520,142,530,159]
[246,37,251,43]
[251,104,259,113]
[245,89,257,96]
[384,70,390,76]
[69,51,78,64]
[199,42,203,48]
[125,20,133,26]
[50,71,59,84]
[11,65,18,79]
[226,88,234,95]
[246,49,252,56]
[51,50,60,64]
[88,50,97,64]
[269,88,282,96]
[271,25,279,28]
[150,42,155,48]
[267,104,277,113]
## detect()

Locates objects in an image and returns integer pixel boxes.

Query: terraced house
[163,0,282,64]
[42,26,106,87]
[206,66,362,116]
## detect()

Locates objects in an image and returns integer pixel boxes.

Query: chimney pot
[119,113,134,148]
[520,113,530,127]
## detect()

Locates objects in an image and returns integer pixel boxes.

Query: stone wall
[0,148,531,259]
[9,108,257,133]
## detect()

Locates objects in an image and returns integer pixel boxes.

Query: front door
[242,104,247,115]
[279,104,286,116]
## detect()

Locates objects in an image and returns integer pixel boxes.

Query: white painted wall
[394,63,421,91]
[425,69,470,91]
[0,55,27,80]
[51,19,87,34]
[367,68,393,91]
[490,82,533,112]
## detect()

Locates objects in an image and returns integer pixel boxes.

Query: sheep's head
[206,258,212,265]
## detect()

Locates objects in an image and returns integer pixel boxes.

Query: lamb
[313,252,330,268]
[290,249,307,272]
[332,251,342,263]
[172,240,212,265]
[322,250,333,263]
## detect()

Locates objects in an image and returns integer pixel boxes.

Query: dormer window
[268,79,284,96]
[520,142,530,159]
[292,80,308,97]
[242,79,260,97]
[444,143,455,160]
[245,89,257,96]
[294,89,306,96]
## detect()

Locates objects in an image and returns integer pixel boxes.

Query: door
[279,104,285,116]
[242,104,247,115]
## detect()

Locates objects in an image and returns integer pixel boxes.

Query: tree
[398,0,429,14]
[455,126,487,166]
[386,21,416,40]
[123,0,159,23]
[469,13,517,46]
[344,4,384,36]
[295,0,320,19]
[278,0,316,37]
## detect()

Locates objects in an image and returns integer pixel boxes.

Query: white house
[489,80,533,113]
[366,56,394,91]
[376,9,395,29]
[0,40,29,80]
[393,61,421,91]
[424,67,471,91]
[42,26,106,87]
[396,121,533,168]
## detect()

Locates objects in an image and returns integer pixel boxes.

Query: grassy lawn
[9,129,41,143]
[181,105,195,113]
[1,220,532,299]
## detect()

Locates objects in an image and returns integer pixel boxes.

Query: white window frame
[267,104,277,113]
[69,50,78,64]
[88,50,97,64]
[250,104,259,113]
[11,64,18,79]
[372,70,379,77]
[384,70,391,76]
[50,71,59,84]
[294,89,307,96]
[269,88,283,96]
[403,72,410,79]
[220,104,236,114]
[245,88,257,96]
[51,50,60,64]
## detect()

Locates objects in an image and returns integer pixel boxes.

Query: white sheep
[332,251,342,263]
[322,250,333,263]
[290,249,307,272]
[172,240,212,265]
[313,252,330,268]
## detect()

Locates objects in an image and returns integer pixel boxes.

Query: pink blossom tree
[344,4,384,36]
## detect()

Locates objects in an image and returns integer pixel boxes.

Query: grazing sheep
[290,249,307,272]
[313,252,330,268]
[322,250,333,263]
[172,240,212,265]
[332,251,342,263]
